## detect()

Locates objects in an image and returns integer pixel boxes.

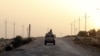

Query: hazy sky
[0,0,100,38]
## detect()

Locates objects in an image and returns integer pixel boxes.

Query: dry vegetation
[74,29,100,48]
[0,36,33,52]
[74,37,100,47]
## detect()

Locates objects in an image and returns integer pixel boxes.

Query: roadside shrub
[11,36,23,48]
[5,45,13,51]
[78,31,88,37]
[13,36,23,42]
[88,29,96,37]
[96,29,100,37]
[11,36,32,48]
[4,36,33,51]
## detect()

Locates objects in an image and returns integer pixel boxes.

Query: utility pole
[74,20,76,35]
[84,13,89,31]
[22,25,24,37]
[5,20,7,39]
[28,24,31,38]
[78,17,80,32]
[13,22,15,37]
[85,13,87,31]
[71,23,73,35]
[27,27,29,37]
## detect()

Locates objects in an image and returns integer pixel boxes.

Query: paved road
[0,37,100,56]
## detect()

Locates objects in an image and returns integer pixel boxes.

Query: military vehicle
[44,29,56,45]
